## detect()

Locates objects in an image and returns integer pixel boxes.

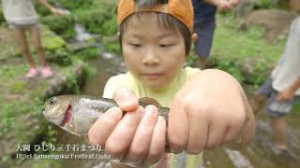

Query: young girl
[1,0,61,78]
[88,0,255,167]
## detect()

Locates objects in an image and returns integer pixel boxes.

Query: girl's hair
[119,0,192,55]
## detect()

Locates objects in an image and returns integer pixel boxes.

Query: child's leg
[28,26,46,67]
[195,57,207,70]
[14,28,36,68]
[193,20,216,69]
[251,92,266,115]
[251,77,273,115]
[266,91,295,150]
[270,117,287,150]
[29,26,53,78]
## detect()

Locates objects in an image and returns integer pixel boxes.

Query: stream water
[56,54,300,168]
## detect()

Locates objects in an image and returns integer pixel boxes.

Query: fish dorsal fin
[138,97,162,107]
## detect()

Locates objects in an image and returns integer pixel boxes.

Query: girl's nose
[142,49,160,66]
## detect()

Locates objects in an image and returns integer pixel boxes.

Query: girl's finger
[143,116,166,165]
[122,105,159,164]
[88,107,122,147]
[113,88,139,112]
[105,106,144,161]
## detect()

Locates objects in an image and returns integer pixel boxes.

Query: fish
[43,95,169,137]
[43,95,171,166]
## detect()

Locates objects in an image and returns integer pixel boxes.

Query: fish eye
[49,97,57,105]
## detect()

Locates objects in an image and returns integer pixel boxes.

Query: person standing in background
[252,16,300,155]
[1,0,61,78]
[193,0,240,69]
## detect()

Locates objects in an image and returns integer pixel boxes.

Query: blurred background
[0,0,299,167]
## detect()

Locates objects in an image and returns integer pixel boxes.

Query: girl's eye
[160,44,172,48]
[130,43,141,48]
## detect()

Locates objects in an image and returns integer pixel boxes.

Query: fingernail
[142,105,158,127]
[120,88,133,97]
[134,106,145,118]
[117,89,138,110]
[117,88,135,102]
[145,105,158,117]
[136,106,145,113]
[157,116,166,128]
[186,150,199,155]
[170,149,182,154]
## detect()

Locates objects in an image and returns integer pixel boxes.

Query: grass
[0,58,84,165]
[213,14,285,62]
[207,13,287,84]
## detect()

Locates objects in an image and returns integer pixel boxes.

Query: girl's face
[122,14,186,90]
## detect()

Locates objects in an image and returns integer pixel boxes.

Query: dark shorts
[193,20,216,57]
[258,77,300,118]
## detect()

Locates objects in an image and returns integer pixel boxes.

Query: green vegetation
[40,2,118,41]
[209,14,286,85]
[254,0,285,9]
[74,47,100,60]
[257,0,273,9]
[0,5,4,25]
[0,59,87,167]
[103,41,121,54]
[34,0,94,16]
[187,13,286,84]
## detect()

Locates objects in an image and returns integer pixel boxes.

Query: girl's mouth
[142,73,164,79]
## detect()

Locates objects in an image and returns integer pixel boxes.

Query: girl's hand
[88,88,166,166]
[168,69,255,154]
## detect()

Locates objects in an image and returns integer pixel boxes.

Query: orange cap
[117,0,194,32]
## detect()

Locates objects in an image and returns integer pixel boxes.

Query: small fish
[43,95,169,137]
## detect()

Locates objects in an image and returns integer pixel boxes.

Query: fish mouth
[60,104,72,127]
